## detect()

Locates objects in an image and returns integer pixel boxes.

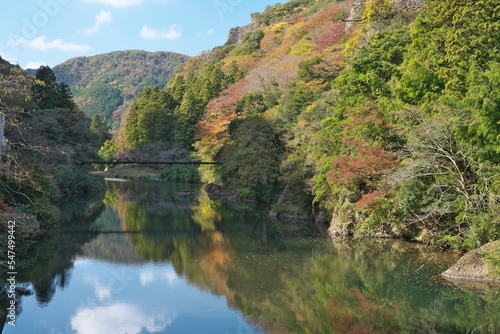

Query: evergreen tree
[31,65,76,110]
[90,114,110,146]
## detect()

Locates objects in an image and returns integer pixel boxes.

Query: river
[3,180,500,333]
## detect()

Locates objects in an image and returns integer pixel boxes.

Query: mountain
[52,50,188,128]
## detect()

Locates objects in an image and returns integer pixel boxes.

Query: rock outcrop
[345,0,424,32]
[442,240,500,284]
[391,0,424,11]
[225,14,258,46]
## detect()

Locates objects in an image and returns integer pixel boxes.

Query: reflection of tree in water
[74,181,500,334]
[229,240,500,334]
[15,194,106,306]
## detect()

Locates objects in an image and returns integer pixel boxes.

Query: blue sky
[0,0,282,69]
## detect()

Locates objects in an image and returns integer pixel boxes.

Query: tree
[31,65,76,110]
[223,117,282,190]
[90,114,110,146]
[395,105,499,249]
[57,83,76,110]
[125,86,177,146]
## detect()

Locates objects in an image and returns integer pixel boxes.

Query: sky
[0,0,282,69]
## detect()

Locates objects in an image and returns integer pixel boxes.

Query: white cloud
[71,303,174,334]
[25,61,47,69]
[162,270,178,285]
[82,0,143,7]
[140,271,155,286]
[83,275,112,301]
[207,28,214,35]
[140,268,178,287]
[140,24,182,40]
[83,10,112,34]
[8,36,91,52]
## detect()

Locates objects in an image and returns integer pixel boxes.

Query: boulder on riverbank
[442,240,500,284]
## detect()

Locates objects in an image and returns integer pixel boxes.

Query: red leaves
[329,139,397,186]
[311,21,346,52]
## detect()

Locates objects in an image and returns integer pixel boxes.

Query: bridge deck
[78,161,221,165]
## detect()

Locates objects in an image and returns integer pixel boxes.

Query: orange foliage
[355,190,384,210]
[328,139,397,188]
[311,21,347,51]
[288,12,302,25]
[244,55,301,92]
[194,78,250,159]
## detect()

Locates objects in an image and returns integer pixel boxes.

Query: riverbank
[92,165,164,180]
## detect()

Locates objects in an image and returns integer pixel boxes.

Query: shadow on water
[3,179,500,333]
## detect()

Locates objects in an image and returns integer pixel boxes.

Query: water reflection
[3,180,500,334]
[70,303,174,334]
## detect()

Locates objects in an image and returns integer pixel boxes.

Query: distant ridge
[52,50,189,128]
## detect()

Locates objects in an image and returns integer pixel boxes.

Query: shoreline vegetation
[1,0,499,289]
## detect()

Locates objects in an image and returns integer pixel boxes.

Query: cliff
[225,14,258,46]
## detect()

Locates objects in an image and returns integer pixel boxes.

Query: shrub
[159,165,201,183]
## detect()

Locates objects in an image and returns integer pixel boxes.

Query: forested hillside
[104,0,499,251]
[0,59,105,265]
[52,50,188,128]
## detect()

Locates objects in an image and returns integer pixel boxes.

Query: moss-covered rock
[442,240,500,283]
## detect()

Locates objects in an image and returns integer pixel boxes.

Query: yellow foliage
[289,37,315,56]
[271,22,288,34]
[343,28,363,57]
[364,0,392,20]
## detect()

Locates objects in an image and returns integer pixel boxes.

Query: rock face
[225,14,258,46]
[345,0,424,32]
[391,0,424,11]
[443,240,500,283]
[345,0,366,32]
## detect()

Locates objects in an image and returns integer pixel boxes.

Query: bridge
[77,160,221,166]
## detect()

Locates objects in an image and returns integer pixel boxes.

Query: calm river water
[3,180,500,334]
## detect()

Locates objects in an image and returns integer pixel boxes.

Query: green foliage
[233,30,265,56]
[235,92,267,116]
[298,56,341,83]
[254,0,338,26]
[226,60,245,85]
[222,117,283,200]
[485,242,500,278]
[277,81,317,125]
[159,165,200,183]
[74,81,123,124]
[402,0,500,95]
[90,114,111,147]
[53,50,188,128]
[336,28,412,99]
[31,65,76,110]
[125,86,178,146]
[289,37,315,56]
[460,62,500,163]
[98,139,118,161]
[124,58,240,150]
[52,164,106,197]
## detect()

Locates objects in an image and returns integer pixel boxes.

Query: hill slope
[104,0,500,250]
[52,50,188,128]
